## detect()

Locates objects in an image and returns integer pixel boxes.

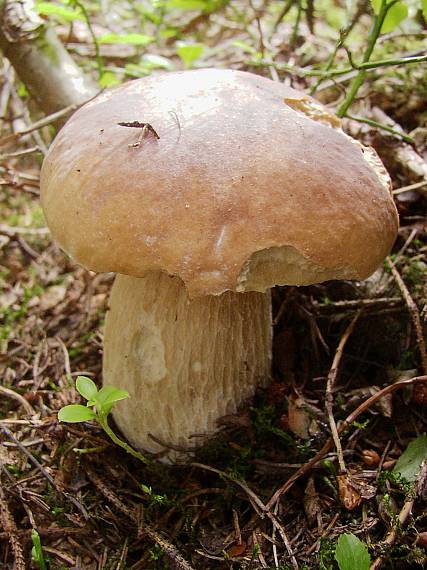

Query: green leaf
[76,376,98,401]
[167,0,209,10]
[393,434,427,484]
[422,0,427,22]
[36,2,84,22]
[335,533,371,570]
[370,0,408,33]
[58,404,96,423]
[99,33,154,46]
[99,71,120,88]
[176,42,205,68]
[382,2,408,32]
[96,385,129,408]
[31,529,46,570]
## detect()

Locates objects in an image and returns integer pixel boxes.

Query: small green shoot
[176,41,205,68]
[31,529,47,570]
[58,376,149,464]
[335,533,371,570]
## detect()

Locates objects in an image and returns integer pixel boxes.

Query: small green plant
[335,533,371,570]
[31,529,47,570]
[141,484,170,506]
[393,434,427,486]
[58,376,149,464]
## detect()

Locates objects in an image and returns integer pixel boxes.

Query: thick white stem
[103,272,272,461]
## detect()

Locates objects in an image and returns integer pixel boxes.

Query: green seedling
[58,376,149,464]
[31,529,47,570]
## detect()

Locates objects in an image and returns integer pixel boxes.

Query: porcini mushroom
[40,69,398,461]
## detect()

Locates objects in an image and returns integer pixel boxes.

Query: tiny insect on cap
[40,69,398,297]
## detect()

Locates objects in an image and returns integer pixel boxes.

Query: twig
[370,498,414,569]
[337,0,402,117]
[272,0,293,32]
[310,0,369,95]
[0,385,35,415]
[0,146,40,159]
[85,466,135,519]
[0,481,26,570]
[386,258,427,375]
[392,180,427,196]
[253,52,426,79]
[71,0,103,80]
[142,527,196,570]
[0,91,100,148]
[266,375,427,510]
[0,224,49,235]
[249,0,265,58]
[290,0,303,48]
[312,297,403,314]
[345,114,414,144]
[0,426,89,520]
[326,311,361,475]
[190,462,299,569]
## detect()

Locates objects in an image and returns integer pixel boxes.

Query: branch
[0,0,97,115]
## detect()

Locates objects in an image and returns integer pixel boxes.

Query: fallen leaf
[227,541,247,557]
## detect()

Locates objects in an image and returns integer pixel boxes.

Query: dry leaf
[337,474,362,510]
[304,477,322,528]
[362,449,381,467]
[287,395,311,439]
[227,541,247,558]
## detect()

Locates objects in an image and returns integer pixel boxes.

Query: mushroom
[40,69,398,461]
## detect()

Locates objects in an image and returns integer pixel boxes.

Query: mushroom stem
[103,271,272,461]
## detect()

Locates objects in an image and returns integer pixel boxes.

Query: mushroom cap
[40,69,398,297]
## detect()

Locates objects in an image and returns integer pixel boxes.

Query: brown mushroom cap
[40,69,398,297]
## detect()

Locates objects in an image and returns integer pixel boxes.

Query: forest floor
[0,1,426,569]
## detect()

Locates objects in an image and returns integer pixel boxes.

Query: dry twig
[326,311,361,475]
[386,257,427,375]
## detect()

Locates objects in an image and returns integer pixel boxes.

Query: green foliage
[168,0,209,9]
[335,533,371,570]
[58,376,149,463]
[58,404,96,422]
[31,529,47,570]
[99,33,154,46]
[371,0,408,33]
[36,1,84,22]
[59,375,128,418]
[141,484,170,507]
[319,537,337,570]
[149,544,165,561]
[393,434,427,484]
[76,375,98,400]
[176,41,205,68]
[99,71,120,88]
